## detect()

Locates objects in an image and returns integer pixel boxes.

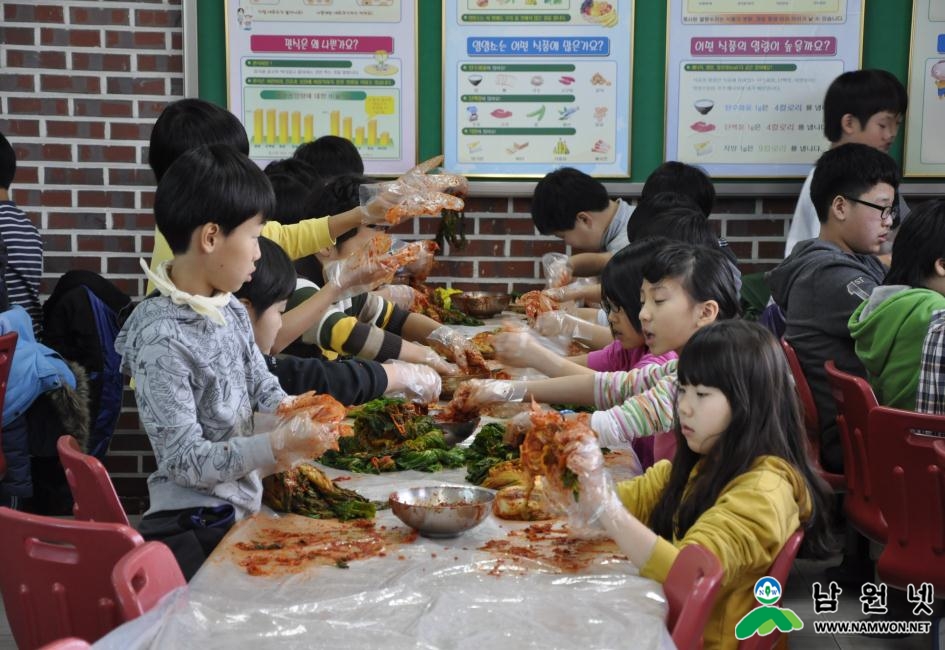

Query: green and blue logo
[735,577,804,640]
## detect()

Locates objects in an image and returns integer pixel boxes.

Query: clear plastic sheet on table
[96,467,671,650]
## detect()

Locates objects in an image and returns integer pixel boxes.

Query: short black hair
[0,131,16,190]
[627,192,702,242]
[264,158,322,226]
[809,143,900,224]
[640,161,715,216]
[264,157,321,184]
[631,206,719,248]
[155,144,275,254]
[294,135,364,178]
[530,167,610,234]
[148,98,249,182]
[823,69,908,143]
[885,199,945,288]
[235,236,296,315]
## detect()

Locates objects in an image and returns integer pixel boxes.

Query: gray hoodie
[766,239,886,470]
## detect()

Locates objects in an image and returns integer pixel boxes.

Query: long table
[96,463,672,649]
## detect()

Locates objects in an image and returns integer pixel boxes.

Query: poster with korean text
[227,0,417,175]
[665,0,863,177]
[904,0,945,176]
[444,0,633,177]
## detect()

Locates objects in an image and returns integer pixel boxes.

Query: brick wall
[1,0,798,514]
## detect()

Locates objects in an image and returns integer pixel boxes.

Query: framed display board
[904,0,945,176]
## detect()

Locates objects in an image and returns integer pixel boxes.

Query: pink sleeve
[587,341,645,372]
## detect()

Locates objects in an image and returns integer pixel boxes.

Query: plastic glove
[359,163,466,226]
[457,378,527,405]
[533,310,595,344]
[384,360,442,404]
[323,234,399,301]
[407,342,460,376]
[542,277,597,304]
[542,252,573,289]
[401,240,438,282]
[426,325,487,373]
[374,284,420,309]
[558,425,623,535]
[268,416,340,472]
[492,329,541,369]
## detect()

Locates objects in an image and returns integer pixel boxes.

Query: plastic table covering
[96,465,672,650]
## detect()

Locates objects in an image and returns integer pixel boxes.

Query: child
[235,237,440,405]
[116,145,336,579]
[0,131,43,334]
[639,161,715,218]
[264,157,323,225]
[530,167,633,277]
[455,242,741,450]
[767,143,899,473]
[560,320,833,650]
[294,134,365,178]
[785,69,908,255]
[850,199,945,414]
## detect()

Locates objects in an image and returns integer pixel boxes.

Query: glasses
[842,195,900,228]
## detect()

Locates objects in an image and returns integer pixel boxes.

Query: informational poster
[904,0,945,176]
[443,1,633,178]
[665,0,863,178]
[227,0,417,175]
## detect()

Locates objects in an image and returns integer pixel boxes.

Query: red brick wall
[1,0,798,513]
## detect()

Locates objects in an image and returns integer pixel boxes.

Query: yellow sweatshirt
[616,455,812,650]
[147,218,334,293]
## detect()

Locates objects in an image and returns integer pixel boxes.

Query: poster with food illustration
[444,0,633,177]
[226,0,417,174]
[665,0,863,177]
[903,0,945,175]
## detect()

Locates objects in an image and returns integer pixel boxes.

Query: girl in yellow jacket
[565,320,833,650]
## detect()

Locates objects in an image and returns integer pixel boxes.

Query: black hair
[601,238,671,332]
[148,98,249,182]
[640,161,715,216]
[154,144,275,254]
[823,69,908,143]
[294,135,364,178]
[885,199,945,288]
[642,242,741,321]
[264,157,321,185]
[530,167,610,235]
[809,143,900,224]
[0,131,16,190]
[234,236,296,315]
[627,192,702,242]
[649,320,834,559]
[631,206,719,248]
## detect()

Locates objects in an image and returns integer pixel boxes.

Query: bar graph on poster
[227,0,417,174]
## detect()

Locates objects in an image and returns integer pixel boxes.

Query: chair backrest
[0,506,143,649]
[0,330,18,479]
[112,541,187,621]
[57,434,129,526]
[738,529,804,650]
[664,543,724,650]
[869,406,945,593]
[780,340,845,490]
[824,360,885,542]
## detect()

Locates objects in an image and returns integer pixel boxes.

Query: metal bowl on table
[451,291,511,318]
[389,485,495,538]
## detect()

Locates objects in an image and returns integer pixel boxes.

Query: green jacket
[849,286,945,411]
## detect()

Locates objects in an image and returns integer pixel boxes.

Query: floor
[0,550,937,648]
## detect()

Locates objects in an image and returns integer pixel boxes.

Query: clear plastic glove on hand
[384,360,442,404]
[374,284,420,309]
[359,162,467,226]
[492,329,541,369]
[411,343,460,376]
[561,429,622,535]
[427,325,488,373]
[268,416,340,472]
[533,310,595,343]
[458,378,527,405]
[542,252,573,289]
[323,233,399,300]
[542,277,597,305]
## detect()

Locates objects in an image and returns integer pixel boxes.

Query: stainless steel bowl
[451,291,511,318]
[389,486,494,538]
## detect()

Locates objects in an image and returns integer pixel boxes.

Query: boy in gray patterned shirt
[116,145,332,579]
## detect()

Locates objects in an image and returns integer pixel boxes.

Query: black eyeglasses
[842,195,900,228]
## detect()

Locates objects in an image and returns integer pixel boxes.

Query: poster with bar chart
[227,0,417,175]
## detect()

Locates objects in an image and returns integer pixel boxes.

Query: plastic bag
[323,233,400,301]
[268,415,341,473]
[426,325,487,373]
[383,360,442,404]
[542,252,572,289]
[359,159,467,226]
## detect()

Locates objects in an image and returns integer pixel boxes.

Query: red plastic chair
[779,339,845,490]
[664,543,724,650]
[869,407,945,593]
[0,506,144,648]
[57,434,129,525]
[112,541,186,621]
[37,638,91,650]
[824,360,885,543]
[0,330,18,479]
[738,529,805,650]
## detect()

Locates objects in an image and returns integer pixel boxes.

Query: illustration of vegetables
[558,106,579,120]
[491,108,513,119]
[526,105,546,120]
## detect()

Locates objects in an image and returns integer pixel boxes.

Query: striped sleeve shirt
[590,360,679,447]
[0,201,43,335]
